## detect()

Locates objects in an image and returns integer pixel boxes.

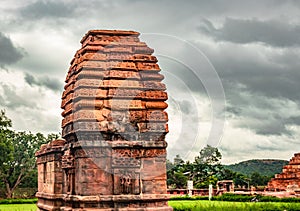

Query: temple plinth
[36,30,172,210]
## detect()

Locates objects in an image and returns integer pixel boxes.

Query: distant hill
[225,159,289,176]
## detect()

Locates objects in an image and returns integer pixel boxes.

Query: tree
[0,110,52,198]
[195,145,222,165]
[166,146,224,189]
[250,172,271,187]
[193,145,223,188]
[167,155,188,189]
[233,173,250,189]
[219,168,236,180]
[0,110,12,129]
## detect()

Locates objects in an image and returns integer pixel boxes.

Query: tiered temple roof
[61,29,168,144]
[267,153,300,191]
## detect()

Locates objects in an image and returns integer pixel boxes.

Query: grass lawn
[0,204,36,211]
[169,200,300,211]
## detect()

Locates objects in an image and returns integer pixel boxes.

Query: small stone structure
[267,153,300,192]
[216,180,234,195]
[36,30,172,210]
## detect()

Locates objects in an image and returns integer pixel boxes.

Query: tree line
[167,145,272,189]
[0,110,59,198]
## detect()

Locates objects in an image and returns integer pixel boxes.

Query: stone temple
[267,153,300,192]
[36,30,172,210]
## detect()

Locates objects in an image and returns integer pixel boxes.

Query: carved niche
[113,169,140,195]
[62,149,75,194]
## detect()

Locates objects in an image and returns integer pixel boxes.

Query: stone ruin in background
[267,153,300,195]
[35,30,173,210]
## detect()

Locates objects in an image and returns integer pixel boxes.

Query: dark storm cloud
[221,68,300,102]
[24,73,63,92]
[161,34,300,137]
[225,85,300,136]
[0,32,24,67]
[195,40,300,101]
[199,18,300,47]
[286,116,300,125]
[245,119,292,136]
[20,0,78,19]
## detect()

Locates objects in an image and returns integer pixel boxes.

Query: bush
[169,200,300,211]
[0,198,37,204]
[170,195,209,201]
[213,193,254,202]
[170,195,191,201]
[171,193,300,203]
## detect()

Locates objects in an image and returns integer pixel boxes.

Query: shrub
[213,193,253,202]
[0,198,37,204]
[170,193,300,203]
[170,195,209,201]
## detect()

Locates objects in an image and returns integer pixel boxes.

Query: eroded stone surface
[36,29,172,210]
[267,153,300,192]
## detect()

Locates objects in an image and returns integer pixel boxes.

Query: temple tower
[267,153,300,192]
[36,30,172,210]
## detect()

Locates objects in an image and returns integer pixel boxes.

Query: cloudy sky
[1,0,300,164]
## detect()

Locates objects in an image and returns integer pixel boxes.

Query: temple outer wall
[36,140,65,211]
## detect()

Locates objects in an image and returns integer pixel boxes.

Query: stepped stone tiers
[36,30,172,210]
[267,153,300,192]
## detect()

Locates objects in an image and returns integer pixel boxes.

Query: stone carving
[113,169,140,195]
[61,149,75,169]
[36,29,172,211]
[113,148,166,159]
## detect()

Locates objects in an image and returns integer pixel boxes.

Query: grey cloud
[24,73,63,92]
[226,106,242,116]
[286,116,300,125]
[226,86,299,136]
[0,95,6,107]
[199,18,300,47]
[20,0,78,19]
[0,32,24,67]
[24,73,35,85]
[178,100,192,114]
[195,40,300,101]
[161,37,300,137]
[0,83,37,109]
[245,119,291,136]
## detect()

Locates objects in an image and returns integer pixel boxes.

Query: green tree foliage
[0,110,12,129]
[192,145,223,188]
[225,159,288,177]
[233,173,250,189]
[167,145,275,190]
[195,145,222,165]
[0,110,57,198]
[167,155,187,189]
[167,145,224,189]
[250,172,271,187]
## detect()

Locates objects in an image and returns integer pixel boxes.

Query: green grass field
[1,201,300,211]
[169,200,300,211]
[0,204,36,211]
